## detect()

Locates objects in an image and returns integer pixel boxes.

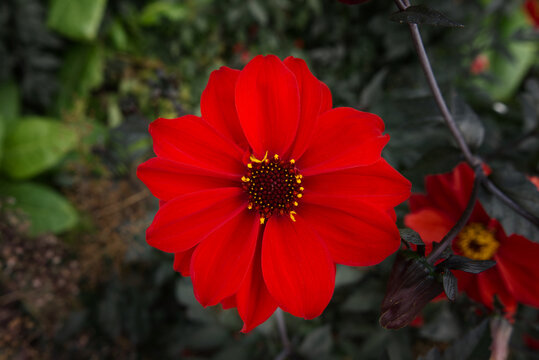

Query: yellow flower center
[457,223,499,260]
[241,152,303,224]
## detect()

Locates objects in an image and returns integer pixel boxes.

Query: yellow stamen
[293,201,299,206]
[299,187,304,191]
[458,223,499,260]
[260,217,265,224]
[274,154,279,160]
[296,179,302,184]
[247,203,253,210]
[297,194,303,198]
[290,159,295,164]
[289,211,297,222]
[241,176,250,182]
[247,163,252,169]
[250,151,269,163]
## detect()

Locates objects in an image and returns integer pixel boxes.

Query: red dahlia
[405,163,539,316]
[137,55,411,332]
[525,0,539,28]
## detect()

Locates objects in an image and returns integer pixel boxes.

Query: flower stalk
[426,166,481,264]
[394,0,539,229]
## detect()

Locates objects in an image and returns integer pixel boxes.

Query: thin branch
[275,308,291,360]
[406,23,479,167]
[481,177,539,227]
[427,166,481,264]
[394,0,539,230]
[394,0,407,11]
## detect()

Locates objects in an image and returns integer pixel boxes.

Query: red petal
[220,295,237,310]
[235,55,300,157]
[262,216,335,319]
[137,158,239,201]
[173,247,196,276]
[298,107,389,176]
[475,267,517,315]
[453,267,517,315]
[301,195,401,266]
[412,163,490,224]
[283,57,323,160]
[237,237,278,333]
[303,159,411,210]
[149,116,244,174]
[404,207,453,245]
[408,194,431,212]
[201,67,248,148]
[147,188,246,253]
[496,232,539,308]
[191,209,259,306]
[320,82,332,113]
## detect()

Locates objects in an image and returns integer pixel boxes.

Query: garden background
[1,0,538,359]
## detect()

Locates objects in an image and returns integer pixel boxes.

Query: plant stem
[427,167,481,264]
[481,177,539,227]
[394,0,539,230]
[275,308,291,360]
[406,23,478,167]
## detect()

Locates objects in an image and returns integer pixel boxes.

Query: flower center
[241,153,303,224]
[457,223,499,260]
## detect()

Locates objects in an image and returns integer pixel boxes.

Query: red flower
[405,163,539,316]
[525,0,539,28]
[470,53,490,75]
[137,55,411,332]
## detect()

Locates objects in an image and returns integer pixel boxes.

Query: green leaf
[442,271,457,301]
[47,0,107,41]
[57,44,104,110]
[400,228,424,245]
[0,182,78,235]
[439,255,496,274]
[443,319,490,360]
[2,117,77,179]
[299,325,333,360]
[0,81,20,124]
[390,5,464,27]
[480,166,539,242]
[139,2,188,26]
[0,120,4,164]
[474,9,538,101]
[185,325,228,351]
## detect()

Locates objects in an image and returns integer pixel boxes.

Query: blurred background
[0,0,538,359]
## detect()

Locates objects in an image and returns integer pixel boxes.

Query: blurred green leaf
[0,81,20,125]
[139,1,188,26]
[451,94,484,149]
[58,44,104,110]
[186,325,229,351]
[108,19,130,51]
[248,1,269,26]
[299,325,333,360]
[0,182,78,235]
[420,319,489,360]
[0,120,4,165]
[2,117,77,179]
[335,265,365,288]
[47,0,107,41]
[212,345,249,360]
[480,166,539,242]
[474,9,538,101]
